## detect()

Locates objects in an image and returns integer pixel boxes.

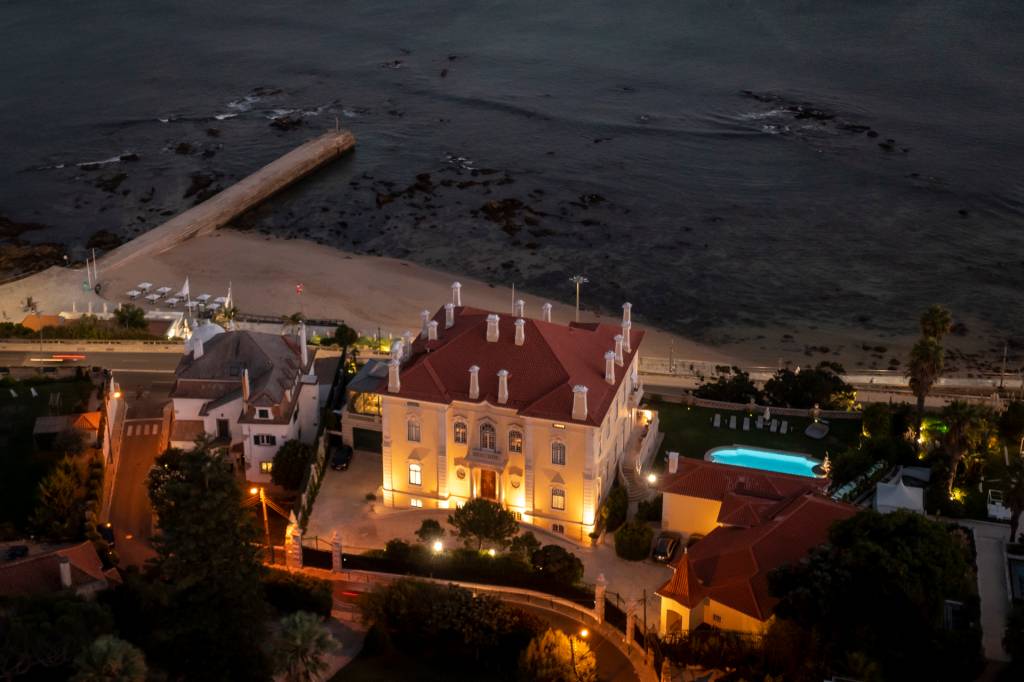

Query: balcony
[466,447,508,470]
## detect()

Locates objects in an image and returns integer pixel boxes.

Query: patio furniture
[184,300,199,310]
[728,415,737,430]
[742,417,750,431]
[165,297,180,307]
[144,294,160,304]
[126,290,141,300]
[769,419,779,433]
[804,422,829,439]
[207,302,222,313]
[756,416,764,429]
[195,294,211,303]
[780,420,789,435]
[137,282,153,292]
[712,413,721,428]
[213,296,228,305]
[155,286,172,296]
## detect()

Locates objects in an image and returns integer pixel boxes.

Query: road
[0,349,180,372]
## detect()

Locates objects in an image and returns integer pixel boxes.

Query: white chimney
[59,556,72,588]
[622,302,632,324]
[622,321,632,354]
[514,299,525,317]
[572,385,589,421]
[469,365,480,400]
[427,320,438,341]
[497,369,509,404]
[420,310,431,337]
[668,451,680,474]
[444,303,455,329]
[388,359,401,393]
[514,318,525,346]
[390,339,404,362]
[299,321,308,369]
[541,302,552,323]
[605,351,616,385]
[486,314,500,342]
[242,368,251,402]
[402,331,414,360]
[193,334,204,359]
[614,334,624,366]
[452,281,462,307]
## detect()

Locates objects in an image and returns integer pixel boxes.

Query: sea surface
[2,0,1023,346]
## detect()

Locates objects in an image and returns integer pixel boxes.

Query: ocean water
[1,0,1023,344]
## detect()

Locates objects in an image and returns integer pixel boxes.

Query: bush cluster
[261,568,333,618]
[614,521,653,561]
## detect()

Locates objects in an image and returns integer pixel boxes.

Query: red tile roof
[379,306,643,426]
[658,458,828,503]
[658,493,855,621]
[0,542,114,597]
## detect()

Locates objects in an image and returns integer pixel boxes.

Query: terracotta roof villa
[0,542,119,598]
[168,326,322,483]
[656,460,855,635]
[378,285,652,544]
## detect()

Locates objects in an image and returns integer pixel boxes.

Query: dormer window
[257,408,271,420]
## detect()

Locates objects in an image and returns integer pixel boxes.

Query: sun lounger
[30,387,38,397]
[780,420,789,435]
[728,415,737,430]
[756,416,763,429]
[9,389,16,398]
[770,419,778,433]
[742,417,750,431]
[713,414,721,428]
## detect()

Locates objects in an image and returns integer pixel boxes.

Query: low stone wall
[657,394,862,420]
[0,339,184,353]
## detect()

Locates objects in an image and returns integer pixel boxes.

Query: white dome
[187,322,225,352]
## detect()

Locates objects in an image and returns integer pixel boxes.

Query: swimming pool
[705,445,824,478]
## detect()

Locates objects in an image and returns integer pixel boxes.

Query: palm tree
[273,611,339,682]
[71,636,147,682]
[907,337,945,436]
[1006,457,1024,544]
[941,401,993,495]
[920,304,953,340]
[334,322,359,386]
[281,311,304,335]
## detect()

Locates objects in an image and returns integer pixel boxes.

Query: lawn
[0,377,96,532]
[646,399,862,472]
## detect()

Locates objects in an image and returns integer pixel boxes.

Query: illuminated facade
[378,286,647,543]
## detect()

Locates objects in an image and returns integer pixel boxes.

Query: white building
[169,324,320,483]
[378,284,650,544]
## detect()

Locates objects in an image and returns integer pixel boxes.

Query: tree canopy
[447,497,520,550]
[530,545,584,586]
[693,368,762,404]
[71,635,147,682]
[919,304,953,340]
[762,364,855,410]
[519,628,596,682]
[32,456,87,540]
[113,304,147,330]
[146,445,271,680]
[273,611,338,682]
[271,440,315,491]
[769,510,983,682]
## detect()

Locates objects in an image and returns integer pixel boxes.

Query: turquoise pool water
[706,446,823,478]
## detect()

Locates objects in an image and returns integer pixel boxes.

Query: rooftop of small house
[377,302,643,427]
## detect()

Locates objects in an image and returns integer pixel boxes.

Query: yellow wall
[662,493,722,538]
[660,595,766,636]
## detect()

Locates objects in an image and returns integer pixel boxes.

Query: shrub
[602,484,629,533]
[262,568,333,618]
[509,531,541,562]
[530,545,583,586]
[384,539,413,563]
[694,367,762,404]
[636,494,663,522]
[615,521,653,561]
[519,628,596,682]
[414,519,445,544]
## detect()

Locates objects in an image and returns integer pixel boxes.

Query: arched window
[407,419,421,442]
[551,442,566,465]
[508,430,523,454]
[480,423,496,450]
[408,463,422,486]
[453,421,467,444]
[551,488,566,511]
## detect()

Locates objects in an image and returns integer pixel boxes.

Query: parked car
[651,532,681,563]
[5,545,29,561]
[331,445,354,471]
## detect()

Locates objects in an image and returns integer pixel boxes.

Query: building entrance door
[479,469,497,500]
[216,419,230,440]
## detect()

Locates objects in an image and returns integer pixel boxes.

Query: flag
[225,281,233,309]
[296,283,304,295]
[180,276,190,298]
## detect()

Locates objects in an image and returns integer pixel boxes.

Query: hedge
[262,568,333,618]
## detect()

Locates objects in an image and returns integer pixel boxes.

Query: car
[5,545,29,561]
[98,522,116,547]
[651,532,681,563]
[331,445,354,471]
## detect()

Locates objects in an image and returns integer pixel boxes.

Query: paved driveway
[956,519,1011,662]
[107,417,162,566]
[306,450,672,607]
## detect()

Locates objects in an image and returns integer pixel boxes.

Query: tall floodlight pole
[570,275,588,323]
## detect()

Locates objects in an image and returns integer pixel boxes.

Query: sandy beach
[0,229,1008,376]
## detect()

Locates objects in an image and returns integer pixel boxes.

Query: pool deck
[704,444,825,478]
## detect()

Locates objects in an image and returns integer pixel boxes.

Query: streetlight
[432,540,444,554]
[569,275,588,323]
[569,627,588,682]
[250,486,271,553]
[487,548,496,557]
[646,473,657,485]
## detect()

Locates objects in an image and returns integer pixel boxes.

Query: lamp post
[570,275,588,323]
[569,627,588,682]
[250,486,271,552]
